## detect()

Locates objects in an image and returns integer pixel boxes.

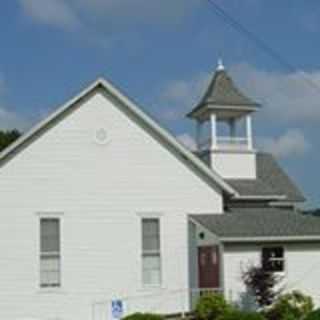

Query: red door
[198,246,220,289]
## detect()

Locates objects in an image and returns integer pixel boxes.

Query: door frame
[198,245,221,289]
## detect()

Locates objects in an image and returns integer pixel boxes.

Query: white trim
[136,212,164,218]
[93,128,110,145]
[210,113,217,150]
[261,245,286,274]
[207,105,259,111]
[220,236,320,243]
[37,213,64,291]
[211,148,256,155]
[188,217,222,245]
[140,216,163,289]
[36,288,67,295]
[0,78,236,196]
[188,105,259,119]
[269,201,301,207]
[35,211,64,217]
[233,195,287,200]
[246,115,253,150]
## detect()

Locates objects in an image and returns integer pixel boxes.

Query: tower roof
[187,63,260,119]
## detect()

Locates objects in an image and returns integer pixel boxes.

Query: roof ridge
[0,77,236,196]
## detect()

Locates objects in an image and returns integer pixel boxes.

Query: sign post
[111,300,125,320]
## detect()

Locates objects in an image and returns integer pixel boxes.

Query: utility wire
[204,0,320,288]
[206,0,320,95]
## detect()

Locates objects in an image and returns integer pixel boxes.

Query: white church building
[0,62,319,320]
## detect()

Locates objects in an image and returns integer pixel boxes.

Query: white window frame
[37,212,63,289]
[261,246,285,273]
[140,215,162,288]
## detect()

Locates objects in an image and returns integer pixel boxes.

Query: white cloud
[0,108,30,131]
[74,0,199,25]
[230,63,320,123]
[159,72,211,120]
[158,63,320,125]
[19,0,81,31]
[0,74,30,131]
[176,133,196,151]
[19,0,199,35]
[159,64,316,160]
[258,129,311,159]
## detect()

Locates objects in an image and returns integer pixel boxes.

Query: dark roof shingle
[226,153,305,202]
[187,69,259,117]
[191,208,320,241]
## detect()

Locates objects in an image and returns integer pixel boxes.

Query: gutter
[220,235,320,243]
[232,195,287,201]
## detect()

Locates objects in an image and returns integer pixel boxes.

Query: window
[262,247,285,272]
[40,218,61,287]
[142,218,161,286]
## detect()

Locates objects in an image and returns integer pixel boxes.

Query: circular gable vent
[94,128,109,145]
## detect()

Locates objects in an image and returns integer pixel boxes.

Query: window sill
[139,285,166,292]
[37,287,67,295]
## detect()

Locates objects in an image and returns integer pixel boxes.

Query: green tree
[0,129,21,152]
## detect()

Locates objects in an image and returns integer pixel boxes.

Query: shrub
[305,309,320,320]
[266,290,314,320]
[195,292,231,320]
[122,313,164,320]
[242,265,280,308]
[217,309,266,320]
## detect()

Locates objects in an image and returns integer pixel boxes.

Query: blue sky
[0,0,320,207]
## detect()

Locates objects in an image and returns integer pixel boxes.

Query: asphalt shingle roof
[226,153,305,202]
[188,69,259,117]
[191,208,320,240]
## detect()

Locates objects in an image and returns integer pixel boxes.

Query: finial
[217,58,225,71]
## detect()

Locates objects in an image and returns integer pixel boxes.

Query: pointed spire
[187,60,260,119]
[216,58,225,71]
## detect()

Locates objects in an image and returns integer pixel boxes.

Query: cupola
[187,60,260,179]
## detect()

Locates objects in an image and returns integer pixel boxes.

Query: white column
[210,114,217,150]
[246,114,253,150]
[196,120,202,151]
[230,119,236,138]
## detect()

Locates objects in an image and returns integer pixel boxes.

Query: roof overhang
[187,104,260,121]
[189,209,320,244]
[0,78,237,196]
[231,195,287,201]
[189,216,320,244]
[220,236,320,243]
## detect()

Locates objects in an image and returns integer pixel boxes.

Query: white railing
[198,137,250,151]
[217,137,250,151]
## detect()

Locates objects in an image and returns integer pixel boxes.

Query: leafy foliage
[0,129,21,152]
[217,309,265,320]
[195,292,232,320]
[242,265,280,308]
[266,290,314,320]
[305,309,320,320]
[122,313,164,320]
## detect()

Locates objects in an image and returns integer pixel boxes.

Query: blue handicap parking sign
[111,300,124,319]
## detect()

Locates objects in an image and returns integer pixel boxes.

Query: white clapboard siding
[0,89,223,320]
[223,243,320,306]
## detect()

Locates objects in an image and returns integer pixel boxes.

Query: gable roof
[191,208,320,242]
[187,69,260,118]
[225,152,305,202]
[0,78,236,196]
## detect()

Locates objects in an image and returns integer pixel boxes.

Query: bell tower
[187,60,260,179]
